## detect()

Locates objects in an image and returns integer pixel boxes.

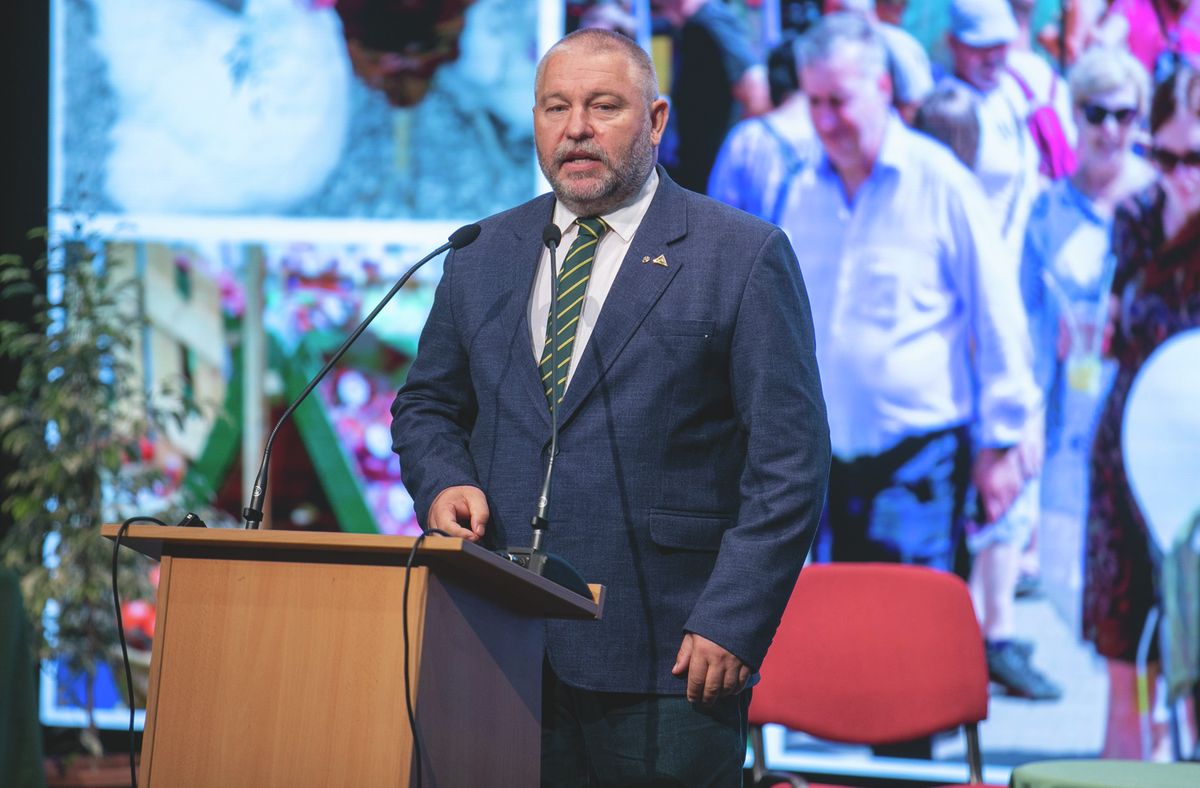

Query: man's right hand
[427,485,489,542]
[973,447,1024,524]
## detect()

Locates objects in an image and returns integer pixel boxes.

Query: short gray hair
[797,12,889,82]
[536,28,660,106]
[1068,46,1150,117]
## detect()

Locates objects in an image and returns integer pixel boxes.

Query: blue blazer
[392,168,830,694]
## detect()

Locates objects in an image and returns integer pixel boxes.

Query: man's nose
[810,105,837,134]
[565,107,594,139]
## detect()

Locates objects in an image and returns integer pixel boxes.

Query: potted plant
[0,226,188,768]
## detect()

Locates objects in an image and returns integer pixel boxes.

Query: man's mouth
[560,150,603,169]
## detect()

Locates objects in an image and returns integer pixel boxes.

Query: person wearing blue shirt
[1019,44,1156,728]
[707,37,818,223]
[1022,47,1153,517]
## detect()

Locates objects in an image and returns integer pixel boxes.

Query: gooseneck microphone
[533,222,563,548]
[501,222,590,598]
[242,223,482,529]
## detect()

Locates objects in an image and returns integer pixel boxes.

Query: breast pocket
[858,270,898,326]
[648,319,721,371]
[846,246,913,329]
[653,319,716,339]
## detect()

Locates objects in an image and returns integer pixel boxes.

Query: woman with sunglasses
[1019,46,1153,708]
[1083,63,1200,759]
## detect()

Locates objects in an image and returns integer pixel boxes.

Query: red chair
[748,563,995,787]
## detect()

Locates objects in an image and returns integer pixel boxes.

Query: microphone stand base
[500,548,591,599]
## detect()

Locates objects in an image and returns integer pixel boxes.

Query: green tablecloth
[1010,759,1200,788]
[0,568,46,787]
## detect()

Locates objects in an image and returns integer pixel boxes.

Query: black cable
[110,515,166,788]
[402,532,427,787]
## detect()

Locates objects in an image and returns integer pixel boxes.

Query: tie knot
[576,216,609,239]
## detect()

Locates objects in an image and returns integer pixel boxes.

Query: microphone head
[542,223,562,249]
[448,223,482,249]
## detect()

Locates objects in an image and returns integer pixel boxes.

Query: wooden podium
[102,525,602,787]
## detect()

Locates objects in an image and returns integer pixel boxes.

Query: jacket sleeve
[683,227,831,669]
[390,249,482,526]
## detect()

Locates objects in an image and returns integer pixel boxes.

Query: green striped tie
[540,216,609,407]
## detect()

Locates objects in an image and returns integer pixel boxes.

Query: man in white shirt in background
[778,13,1039,586]
[1005,0,1079,179]
[944,0,1045,252]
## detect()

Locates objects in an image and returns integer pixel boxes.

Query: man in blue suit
[391,28,829,786]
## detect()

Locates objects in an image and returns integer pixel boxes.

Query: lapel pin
[642,256,650,263]
[651,254,668,267]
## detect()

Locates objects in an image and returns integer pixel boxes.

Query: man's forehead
[803,49,877,83]
[536,48,638,93]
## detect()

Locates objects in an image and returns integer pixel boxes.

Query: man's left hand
[671,633,750,705]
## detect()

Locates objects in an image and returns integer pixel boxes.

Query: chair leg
[965,723,983,784]
[748,725,809,788]
[1136,606,1161,760]
[749,725,767,785]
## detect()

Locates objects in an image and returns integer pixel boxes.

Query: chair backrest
[1122,327,1200,553]
[749,562,989,744]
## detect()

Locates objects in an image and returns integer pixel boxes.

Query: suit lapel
[557,169,688,427]
[498,194,558,428]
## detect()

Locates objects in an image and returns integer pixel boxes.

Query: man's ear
[649,97,670,145]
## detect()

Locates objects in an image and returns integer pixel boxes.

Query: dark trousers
[827,426,972,572]
[825,426,971,760]
[541,659,750,787]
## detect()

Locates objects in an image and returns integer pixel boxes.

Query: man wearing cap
[944,0,1059,251]
[1004,0,1077,172]
[944,0,1068,702]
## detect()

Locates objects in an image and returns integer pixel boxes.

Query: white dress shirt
[777,116,1040,460]
[529,169,659,389]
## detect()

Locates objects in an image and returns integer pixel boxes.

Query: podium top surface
[102,524,601,620]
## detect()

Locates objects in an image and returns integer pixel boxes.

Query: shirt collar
[874,113,908,175]
[944,74,998,100]
[552,168,660,244]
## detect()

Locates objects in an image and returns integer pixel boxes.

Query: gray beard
[541,139,657,217]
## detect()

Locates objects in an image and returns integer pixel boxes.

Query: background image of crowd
[581,0,1200,765]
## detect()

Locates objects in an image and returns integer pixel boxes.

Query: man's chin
[560,169,611,190]
[553,178,616,210]
[976,75,1001,93]
[821,142,859,170]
